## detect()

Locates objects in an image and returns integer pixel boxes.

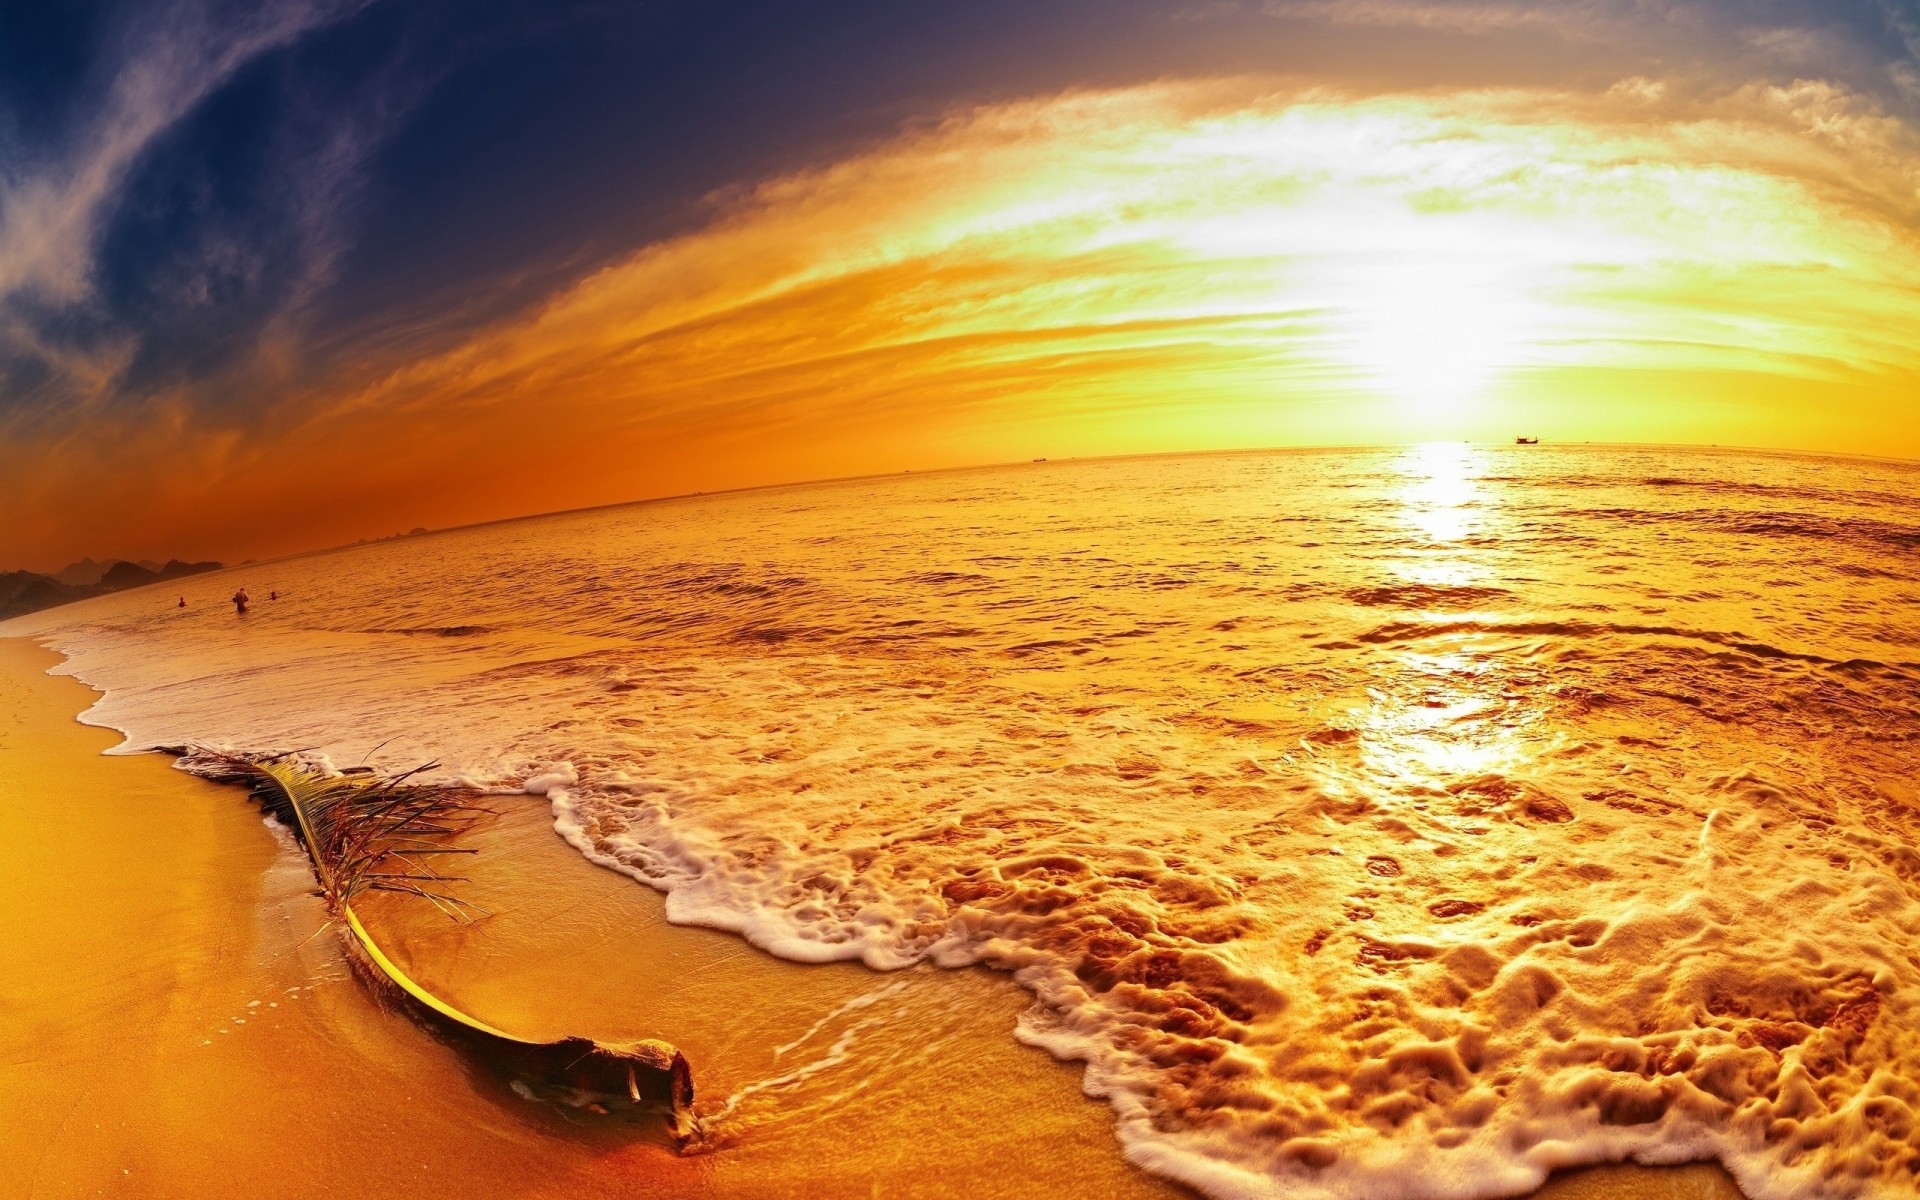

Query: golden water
[9,444,1918,1198]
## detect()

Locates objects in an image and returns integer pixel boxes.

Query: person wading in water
[232,587,250,614]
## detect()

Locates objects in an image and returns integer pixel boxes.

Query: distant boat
[1515,436,1539,445]
[1032,457,1048,462]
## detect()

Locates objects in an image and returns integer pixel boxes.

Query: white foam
[7,446,1918,1198]
[522,762,578,795]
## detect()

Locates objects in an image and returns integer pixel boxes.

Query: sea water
[8,444,1919,1199]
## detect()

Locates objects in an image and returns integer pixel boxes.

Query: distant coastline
[0,557,222,620]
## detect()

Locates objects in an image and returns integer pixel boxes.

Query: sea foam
[7,444,1919,1198]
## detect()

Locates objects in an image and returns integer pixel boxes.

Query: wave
[1344,584,1514,610]
[1347,616,1920,673]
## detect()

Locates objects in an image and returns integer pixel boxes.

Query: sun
[1331,239,1544,419]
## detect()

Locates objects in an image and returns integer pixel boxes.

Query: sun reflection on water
[1392,441,1490,548]
[1351,443,1540,795]
[1354,650,1538,787]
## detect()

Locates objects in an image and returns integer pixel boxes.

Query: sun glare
[310,84,1920,510]
[1391,441,1489,547]
[8,80,1920,563]
[1337,258,1532,413]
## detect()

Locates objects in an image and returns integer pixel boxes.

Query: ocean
[7,443,1919,1199]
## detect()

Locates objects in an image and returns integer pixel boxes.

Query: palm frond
[175,746,696,1140]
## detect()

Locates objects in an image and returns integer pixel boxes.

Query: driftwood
[175,747,695,1138]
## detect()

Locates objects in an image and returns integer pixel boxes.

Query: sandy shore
[0,637,1745,1199]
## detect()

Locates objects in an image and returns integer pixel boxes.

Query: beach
[0,637,1748,1200]
[0,637,1185,1198]
[5,444,1912,1198]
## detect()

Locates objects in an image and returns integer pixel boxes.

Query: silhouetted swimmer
[232,587,250,615]
[269,590,278,601]
[177,596,186,608]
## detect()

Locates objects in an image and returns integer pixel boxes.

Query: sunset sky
[3,0,1920,569]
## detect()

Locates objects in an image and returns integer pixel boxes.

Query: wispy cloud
[49,75,1893,565]
[0,0,351,306]
[1256,0,1686,36]
[330,77,1920,404]
[0,0,359,430]
[5,6,1920,569]
[1260,0,1920,102]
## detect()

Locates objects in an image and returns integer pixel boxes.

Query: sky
[2,0,1919,570]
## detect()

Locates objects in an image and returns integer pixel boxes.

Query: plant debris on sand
[175,746,696,1138]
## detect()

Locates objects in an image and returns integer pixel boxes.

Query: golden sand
[0,637,1743,1199]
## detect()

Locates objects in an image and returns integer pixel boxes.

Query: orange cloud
[7,77,1920,566]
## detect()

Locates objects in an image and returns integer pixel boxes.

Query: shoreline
[0,635,1747,1199]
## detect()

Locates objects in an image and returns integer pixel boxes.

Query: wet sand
[0,637,1745,1200]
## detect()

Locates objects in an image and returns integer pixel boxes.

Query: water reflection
[18,445,1918,1194]
[1355,443,1535,795]
[1353,647,1538,791]
[1392,441,1489,546]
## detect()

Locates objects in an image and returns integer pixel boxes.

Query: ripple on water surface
[11,444,1920,1199]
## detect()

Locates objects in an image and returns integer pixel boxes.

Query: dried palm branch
[175,746,695,1138]
[232,754,490,914]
